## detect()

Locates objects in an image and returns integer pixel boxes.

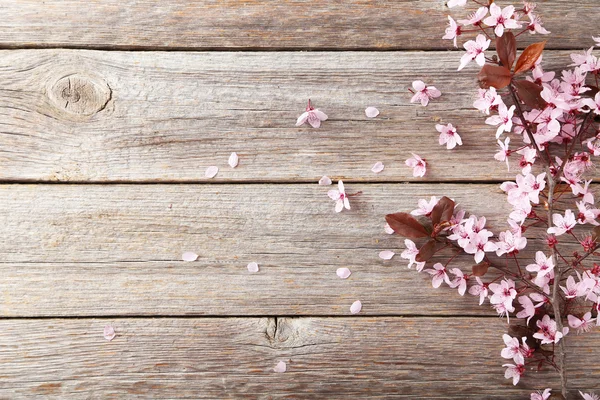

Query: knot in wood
[48,73,111,116]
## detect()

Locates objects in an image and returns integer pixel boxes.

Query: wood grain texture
[0,183,586,317]
[0,49,595,183]
[0,1,595,50]
[0,317,598,399]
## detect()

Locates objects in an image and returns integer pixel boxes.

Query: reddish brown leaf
[478,64,512,89]
[416,240,436,262]
[514,41,547,75]
[496,31,516,70]
[430,196,455,226]
[472,262,490,277]
[513,80,547,110]
[385,213,429,239]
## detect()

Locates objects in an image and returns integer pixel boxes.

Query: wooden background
[0,1,598,398]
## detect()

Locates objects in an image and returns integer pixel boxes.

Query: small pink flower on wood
[410,81,441,106]
[296,99,328,128]
[328,180,351,213]
[436,123,463,149]
[405,153,427,177]
[482,3,521,37]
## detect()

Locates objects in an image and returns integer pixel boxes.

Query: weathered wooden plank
[0,1,594,50]
[0,49,593,183]
[0,183,584,317]
[0,317,597,398]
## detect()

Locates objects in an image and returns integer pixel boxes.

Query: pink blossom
[501,334,532,365]
[485,103,515,138]
[495,230,527,256]
[530,389,552,400]
[406,153,427,177]
[527,64,555,85]
[547,209,577,236]
[533,314,568,344]
[410,81,441,106]
[516,294,545,324]
[489,279,517,311]
[327,180,350,213]
[411,196,438,216]
[572,180,595,204]
[494,137,511,170]
[446,0,466,8]
[526,251,555,279]
[442,16,461,47]
[516,146,537,174]
[425,263,451,288]
[582,92,600,115]
[436,123,463,149]
[458,34,491,71]
[560,275,589,299]
[503,363,524,385]
[463,230,497,264]
[526,14,550,35]
[458,7,488,26]
[576,201,600,225]
[579,392,600,400]
[586,137,600,156]
[296,99,328,128]
[474,87,502,114]
[468,277,489,305]
[448,268,468,296]
[568,312,595,333]
[400,239,426,272]
[483,3,521,37]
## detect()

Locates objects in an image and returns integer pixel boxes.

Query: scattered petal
[336,267,352,279]
[205,166,219,178]
[365,106,380,118]
[247,262,259,273]
[319,176,332,185]
[384,223,395,234]
[273,361,287,373]
[182,252,199,262]
[350,300,362,314]
[371,162,385,174]
[379,250,395,260]
[228,152,239,168]
[103,325,116,341]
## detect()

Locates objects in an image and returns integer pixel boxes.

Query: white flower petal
[103,325,116,341]
[182,252,199,262]
[273,361,287,373]
[247,262,259,273]
[205,166,219,178]
[379,250,395,260]
[371,162,385,174]
[365,106,380,118]
[228,152,239,168]
[319,176,332,185]
[350,300,362,314]
[336,267,352,279]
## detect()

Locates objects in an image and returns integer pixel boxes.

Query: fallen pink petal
[205,166,219,178]
[350,300,362,314]
[182,252,199,262]
[371,162,385,174]
[103,325,116,341]
[319,176,332,185]
[384,223,395,234]
[379,250,395,260]
[228,152,239,168]
[273,361,287,373]
[247,262,259,273]
[336,267,352,279]
[365,106,380,118]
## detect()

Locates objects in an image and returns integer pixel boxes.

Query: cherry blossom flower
[458,7,488,26]
[516,293,545,324]
[464,230,497,264]
[526,251,555,279]
[406,153,427,177]
[503,363,524,385]
[411,196,438,216]
[425,263,451,288]
[526,14,550,35]
[572,180,595,205]
[319,176,332,185]
[458,34,491,71]
[547,209,577,236]
[568,312,595,333]
[379,250,395,260]
[495,230,527,256]
[328,180,350,213]
[501,335,532,365]
[468,277,489,305]
[489,279,517,311]
[530,389,552,400]
[448,268,468,295]
[365,106,379,118]
[494,138,511,170]
[371,162,385,173]
[410,81,441,106]
[527,64,555,85]
[580,391,600,400]
[442,16,461,47]
[228,152,239,168]
[104,325,116,341]
[576,201,600,225]
[483,3,521,37]
[296,99,328,128]
[561,275,588,299]
[533,314,568,344]
[436,123,463,149]
[401,239,426,271]
[582,92,600,115]
[485,103,516,139]
[474,87,502,115]
[446,0,466,8]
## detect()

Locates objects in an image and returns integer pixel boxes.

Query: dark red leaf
[514,41,546,75]
[496,31,516,70]
[472,262,489,277]
[416,240,436,262]
[513,80,547,109]
[431,196,455,226]
[478,64,512,89]
[385,213,429,239]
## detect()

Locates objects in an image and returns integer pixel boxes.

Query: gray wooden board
[0,183,590,317]
[0,1,595,50]
[0,50,596,183]
[0,317,597,398]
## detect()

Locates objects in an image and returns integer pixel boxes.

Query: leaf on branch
[472,262,489,277]
[496,31,516,70]
[385,212,429,238]
[416,239,436,262]
[513,80,547,109]
[514,41,546,75]
[478,64,512,89]
[431,196,455,226]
